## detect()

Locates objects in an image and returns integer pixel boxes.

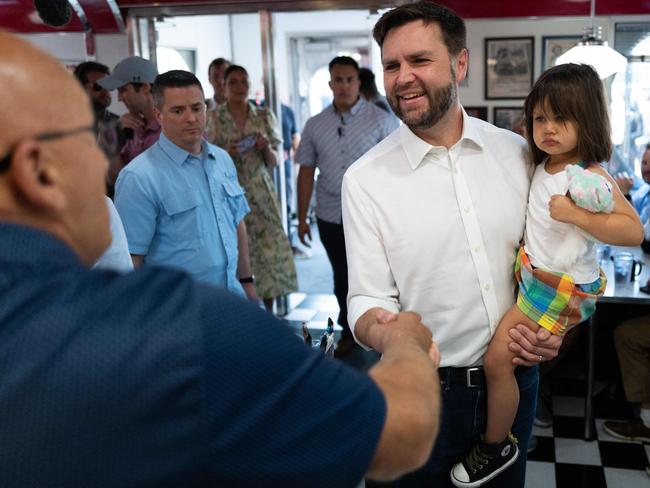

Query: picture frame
[485,37,534,99]
[464,106,488,121]
[541,35,581,72]
[493,107,524,132]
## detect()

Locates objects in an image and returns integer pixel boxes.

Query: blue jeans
[396,365,538,487]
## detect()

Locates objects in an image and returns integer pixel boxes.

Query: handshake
[359,308,440,367]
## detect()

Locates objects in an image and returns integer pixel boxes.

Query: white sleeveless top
[523,163,599,284]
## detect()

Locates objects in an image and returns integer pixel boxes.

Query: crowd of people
[0,0,648,486]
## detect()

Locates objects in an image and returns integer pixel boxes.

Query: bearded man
[341,2,565,486]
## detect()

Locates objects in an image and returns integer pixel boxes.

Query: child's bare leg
[483,305,540,444]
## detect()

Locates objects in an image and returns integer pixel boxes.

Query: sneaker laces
[466,443,491,474]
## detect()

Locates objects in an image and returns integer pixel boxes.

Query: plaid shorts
[515,246,606,336]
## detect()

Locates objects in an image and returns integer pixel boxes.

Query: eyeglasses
[0,125,95,173]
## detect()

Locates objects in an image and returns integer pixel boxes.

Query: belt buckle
[466,367,481,388]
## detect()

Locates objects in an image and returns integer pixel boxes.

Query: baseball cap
[98,56,159,90]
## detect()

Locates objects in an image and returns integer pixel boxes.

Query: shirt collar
[332,96,365,117]
[400,108,485,170]
[0,222,83,271]
[143,118,161,134]
[157,132,215,166]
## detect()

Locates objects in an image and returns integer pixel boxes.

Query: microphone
[33,0,72,27]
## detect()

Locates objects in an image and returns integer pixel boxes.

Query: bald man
[0,33,442,488]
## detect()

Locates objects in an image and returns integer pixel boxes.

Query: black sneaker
[450,433,519,487]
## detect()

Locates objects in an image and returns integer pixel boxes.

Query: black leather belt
[438,366,485,388]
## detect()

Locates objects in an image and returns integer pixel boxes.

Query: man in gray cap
[98,56,161,185]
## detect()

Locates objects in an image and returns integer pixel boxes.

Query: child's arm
[549,165,643,246]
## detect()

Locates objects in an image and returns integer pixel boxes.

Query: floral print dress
[207,102,297,298]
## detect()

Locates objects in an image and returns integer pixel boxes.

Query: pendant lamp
[554,0,627,79]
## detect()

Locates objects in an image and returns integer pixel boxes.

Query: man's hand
[298,220,312,247]
[548,194,578,224]
[615,172,634,196]
[508,324,563,366]
[119,112,145,131]
[255,133,269,151]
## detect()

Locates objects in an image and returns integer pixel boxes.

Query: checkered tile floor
[527,387,649,488]
[282,292,650,488]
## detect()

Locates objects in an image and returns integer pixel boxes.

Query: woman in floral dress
[207,65,297,311]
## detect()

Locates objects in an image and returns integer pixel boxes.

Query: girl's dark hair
[524,63,612,165]
[223,64,248,82]
[372,1,466,56]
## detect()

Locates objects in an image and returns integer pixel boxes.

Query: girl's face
[532,103,579,164]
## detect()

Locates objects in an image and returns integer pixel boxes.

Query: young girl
[451,63,644,487]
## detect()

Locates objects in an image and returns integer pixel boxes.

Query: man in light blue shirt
[115,70,258,299]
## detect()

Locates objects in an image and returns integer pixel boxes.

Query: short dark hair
[73,61,109,86]
[373,2,466,56]
[152,70,203,108]
[359,67,379,96]
[524,63,612,165]
[208,57,230,76]
[328,56,359,74]
[223,64,248,82]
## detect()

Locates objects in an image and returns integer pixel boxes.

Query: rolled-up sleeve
[342,171,400,348]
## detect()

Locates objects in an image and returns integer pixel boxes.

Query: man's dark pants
[395,365,538,487]
[316,218,350,336]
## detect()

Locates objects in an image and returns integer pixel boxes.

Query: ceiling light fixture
[554,0,627,79]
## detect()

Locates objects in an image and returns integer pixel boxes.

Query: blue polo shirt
[115,133,249,292]
[0,223,386,487]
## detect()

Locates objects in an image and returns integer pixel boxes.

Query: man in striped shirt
[296,56,399,356]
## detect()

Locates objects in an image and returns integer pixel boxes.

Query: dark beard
[388,80,456,130]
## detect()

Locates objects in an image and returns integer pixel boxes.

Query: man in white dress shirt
[342,3,563,486]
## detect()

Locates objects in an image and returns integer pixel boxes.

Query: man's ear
[8,140,66,212]
[154,106,162,125]
[455,48,469,85]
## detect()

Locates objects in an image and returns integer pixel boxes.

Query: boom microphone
[33,0,72,27]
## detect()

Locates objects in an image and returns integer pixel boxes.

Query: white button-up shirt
[342,111,531,367]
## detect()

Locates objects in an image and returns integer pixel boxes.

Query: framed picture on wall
[493,107,523,132]
[485,37,534,99]
[541,35,581,72]
[464,106,488,121]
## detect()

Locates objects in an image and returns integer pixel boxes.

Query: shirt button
[453,167,458,174]
[484,284,490,291]
[474,245,480,253]
[464,207,470,213]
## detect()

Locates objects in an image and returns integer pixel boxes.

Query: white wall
[156,14,232,98]
[20,32,130,115]
[230,14,264,100]
[273,10,383,104]
[460,16,610,120]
